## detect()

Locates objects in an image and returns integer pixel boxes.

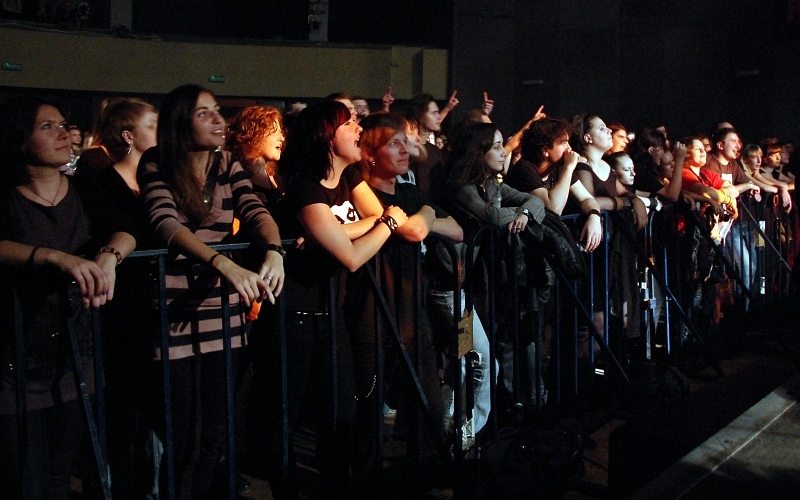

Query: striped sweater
[139,149,273,359]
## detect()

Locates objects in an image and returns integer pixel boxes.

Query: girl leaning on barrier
[136,84,284,498]
[88,97,162,497]
[0,96,135,498]
[569,113,648,364]
[358,112,462,470]
[271,100,408,496]
[441,122,547,410]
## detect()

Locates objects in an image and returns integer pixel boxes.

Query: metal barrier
[10,283,111,499]
[7,194,797,497]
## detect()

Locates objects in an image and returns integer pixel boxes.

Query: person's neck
[368,174,396,195]
[114,152,142,192]
[713,151,729,166]
[585,146,605,166]
[26,164,62,186]
[419,128,435,144]
[188,149,212,178]
[115,150,141,173]
[322,157,348,188]
[537,157,557,174]
[21,165,64,205]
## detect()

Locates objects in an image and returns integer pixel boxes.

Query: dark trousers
[248,309,357,499]
[0,399,84,500]
[153,349,240,500]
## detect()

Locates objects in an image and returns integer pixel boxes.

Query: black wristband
[207,253,223,267]
[588,209,601,218]
[266,244,287,259]
[27,246,41,267]
[376,214,398,232]
[621,197,632,210]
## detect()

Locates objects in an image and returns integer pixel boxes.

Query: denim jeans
[427,289,493,447]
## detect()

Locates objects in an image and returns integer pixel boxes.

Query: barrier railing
[7,193,796,497]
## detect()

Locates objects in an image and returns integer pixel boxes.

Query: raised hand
[532,105,546,122]
[445,90,459,111]
[483,92,495,115]
[382,86,395,111]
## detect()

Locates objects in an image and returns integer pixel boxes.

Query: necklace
[23,175,64,206]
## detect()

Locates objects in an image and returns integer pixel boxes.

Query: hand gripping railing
[128,241,256,500]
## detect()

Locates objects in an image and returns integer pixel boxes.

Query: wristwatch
[517,207,531,218]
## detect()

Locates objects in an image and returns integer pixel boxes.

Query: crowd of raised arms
[0,86,797,499]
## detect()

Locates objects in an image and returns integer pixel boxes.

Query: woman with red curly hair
[226,106,285,213]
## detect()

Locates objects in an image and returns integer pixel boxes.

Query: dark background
[3,0,799,144]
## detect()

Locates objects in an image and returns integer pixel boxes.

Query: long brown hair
[155,84,213,224]
[444,122,499,190]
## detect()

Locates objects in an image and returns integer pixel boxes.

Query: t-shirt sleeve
[505,160,545,193]
[731,163,750,185]
[699,169,725,189]
[571,162,592,186]
[342,163,364,192]
[632,168,665,194]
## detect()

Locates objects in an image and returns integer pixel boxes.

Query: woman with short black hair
[0,96,135,498]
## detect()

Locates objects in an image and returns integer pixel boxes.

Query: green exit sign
[2,62,22,71]
[208,75,226,83]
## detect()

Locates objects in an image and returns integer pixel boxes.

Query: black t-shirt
[410,143,443,198]
[505,159,545,194]
[285,164,362,225]
[632,163,664,194]
[572,162,618,198]
[282,165,364,310]
[0,178,127,413]
[371,182,448,220]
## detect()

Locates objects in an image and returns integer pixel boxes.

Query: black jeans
[0,399,84,500]
[248,308,357,499]
[153,349,240,499]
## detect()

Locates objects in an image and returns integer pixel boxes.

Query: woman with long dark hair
[0,96,135,498]
[137,84,284,498]
[444,122,545,231]
[442,122,547,409]
[264,100,408,496]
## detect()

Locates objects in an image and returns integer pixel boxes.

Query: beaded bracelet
[98,246,122,266]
